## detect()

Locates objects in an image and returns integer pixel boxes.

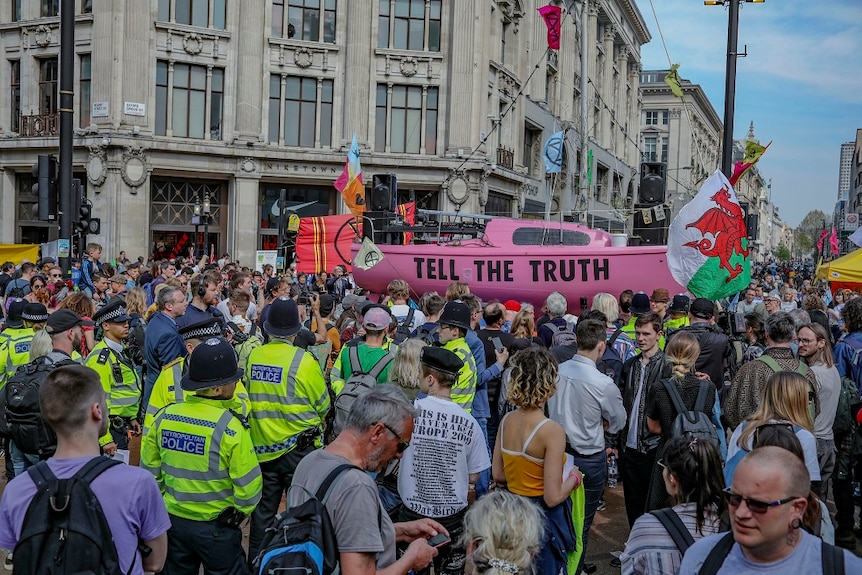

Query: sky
[634,0,862,227]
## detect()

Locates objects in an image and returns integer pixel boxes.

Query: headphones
[192,276,207,298]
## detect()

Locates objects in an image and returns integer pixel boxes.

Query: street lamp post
[203,191,212,262]
[192,196,201,259]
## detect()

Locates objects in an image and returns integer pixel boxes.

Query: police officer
[21,302,49,332]
[663,294,691,336]
[0,300,33,384]
[436,301,478,413]
[142,337,261,575]
[84,299,142,456]
[244,296,330,561]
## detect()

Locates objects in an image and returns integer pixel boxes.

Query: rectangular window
[210,68,224,139]
[155,61,168,135]
[269,75,333,148]
[13,0,22,21]
[643,136,657,163]
[39,58,59,115]
[380,0,441,52]
[275,0,336,43]
[486,191,513,217]
[79,54,91,128]
[10,61,20,132]
[155,61,224,140]
[158,0,226,29]
[41,0,59,17]
[661,136,669,163]
[82,0,92,13]
[375,84,438,154]
[523,125,542,177]
[645,110,658,125]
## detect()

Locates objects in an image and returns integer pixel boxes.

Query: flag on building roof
[543,130,564,174]
[664,64,684,98]
[728,140,771,186]
[296,214,354,273]
[668,169,751,300]
[538,4,562,50]
[830,227,840,255]
[334,133,365,218]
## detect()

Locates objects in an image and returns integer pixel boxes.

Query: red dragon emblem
[683,185,749,282]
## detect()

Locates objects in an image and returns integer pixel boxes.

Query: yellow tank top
[500,417,551,497]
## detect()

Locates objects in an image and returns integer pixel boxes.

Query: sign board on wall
[92,102,109,117]
[255,250,278,273]
[845,212,859,231]
[124,102,146,117]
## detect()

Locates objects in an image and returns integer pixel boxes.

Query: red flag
[296,214,355,273]
[729,141,771,187]
[830,226,840,255]
[816,229,829,253]
[538,5,562,50]
[396,202,416,245]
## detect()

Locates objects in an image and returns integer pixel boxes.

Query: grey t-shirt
[290,450,397,569]
[679,530,862,574]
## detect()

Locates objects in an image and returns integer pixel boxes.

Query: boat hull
[351,243,686,310]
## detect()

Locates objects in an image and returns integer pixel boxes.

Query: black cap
[667,294,691,314]
[46,309,94,334]
[438,301,471,330]
[181,337,244,391]
[265,277,281,297]
[264,296,302,337]
[630,292,651,315]
[21,302,49,323]
[420,346,463,376]
[92,299,130,325]
[6,299,25,328]
[690,298,715,320]
[179,317,224,341]
[318,294,335,317]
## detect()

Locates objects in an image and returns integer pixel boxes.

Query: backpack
[596,327,624,384]
[126,315,147,367]
[252,463,358,575]
[547,322,577,348]
[662,379,720,448]
[837,336,862,393]
[697,532,844,575]
[413,324,439,345]
[649,508,694,553]
[6,283,26,301]
[14,457,126,575]
[142,282,155,307]
[392,308,415,345]
[3,353,77,456]
[332,347,394,436]
[756,355,815,421]
[833,375,862,438]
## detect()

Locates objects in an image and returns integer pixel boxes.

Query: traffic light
[31,154,58,221]
[370,173,397,212]
[76,200,100,235]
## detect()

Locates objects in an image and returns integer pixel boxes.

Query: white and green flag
[667,170,751,300]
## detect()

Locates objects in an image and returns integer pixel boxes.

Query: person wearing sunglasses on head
[679,446,861,574]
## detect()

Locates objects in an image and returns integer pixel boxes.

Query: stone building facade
[0,0,649,263]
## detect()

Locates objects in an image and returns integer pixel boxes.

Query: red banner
[538,5,562,50]
[296,214,356,273]
[396,202,416,245]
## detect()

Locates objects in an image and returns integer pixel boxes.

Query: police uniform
[244,297,330,561]
[141,337,261,575]
[438,301,477,413]
[143,318,251,435]
[663,294,691,337]
[0,300,34,387]
[84,300,142,450]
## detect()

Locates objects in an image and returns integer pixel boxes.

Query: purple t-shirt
[0,456,171,575]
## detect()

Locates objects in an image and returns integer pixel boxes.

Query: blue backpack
[142,282,155,307]
[253,464,358,575]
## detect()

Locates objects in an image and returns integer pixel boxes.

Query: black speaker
[639,162,667,205]
[746,213,759,239]
[370,174,397,212]
[633,205,670,245]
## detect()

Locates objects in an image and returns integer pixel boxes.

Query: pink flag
[816,229,829,253]
[830,226,840,255]
[538,5,562,50]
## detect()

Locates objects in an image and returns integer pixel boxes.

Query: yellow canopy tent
[817,248,862,291]
[0,244,40,264]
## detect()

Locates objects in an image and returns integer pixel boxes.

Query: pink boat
[351,217,685,310]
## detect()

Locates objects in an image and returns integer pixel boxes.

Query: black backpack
[663,379,720,449]
[125,315,147,367]
[697,532,844,575]
[596,327,624,384]
[14,457,126,575]
[413,323,439,345]
[392,308,415,345]
[253,463,358,575]
[4,353,77,457]
[650,508,694,553]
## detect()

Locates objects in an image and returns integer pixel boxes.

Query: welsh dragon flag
[667,170,751,300]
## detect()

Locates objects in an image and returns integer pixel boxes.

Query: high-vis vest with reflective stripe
[244,341,329,463]
[443,337,476,413]
[144,356,251,435]
[140,394,262,521]
[0,327,34,384]
[84,340,142,418]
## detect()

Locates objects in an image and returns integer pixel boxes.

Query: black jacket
[667,322,730,391]
[611,352,671,452]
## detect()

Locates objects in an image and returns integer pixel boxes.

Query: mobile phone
[427,533,451,548]
[491,336,504,353]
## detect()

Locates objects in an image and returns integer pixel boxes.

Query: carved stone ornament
[86,145,108,188]
[478,170,491,207]
[240,157,258,173]
[121,147,148,190]
[182,33,203,55]
[444,171,469,205]
[399,57,418,77]
[294,47,313,68]
[33,25,53,47]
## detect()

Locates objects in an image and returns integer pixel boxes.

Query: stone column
[445,1,478,154]
[602,24,615,147]
[616,46,629,158]
[100,161,151,260]
[0,168,15,243]
[342,1,373,145]
[233,174,261,265]
[234,0,265,141]
[120,2,149,130]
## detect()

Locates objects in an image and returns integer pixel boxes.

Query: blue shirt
[466,330,488,419]
[143,312,186,406]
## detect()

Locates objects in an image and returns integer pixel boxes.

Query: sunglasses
[49,274,62,278]
[723,488,800,514]
[382,423,410,453]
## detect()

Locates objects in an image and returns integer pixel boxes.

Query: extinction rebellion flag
[667,170,751,300]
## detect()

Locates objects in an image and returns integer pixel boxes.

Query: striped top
[621,502,722,575]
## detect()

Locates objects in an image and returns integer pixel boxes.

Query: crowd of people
[0,248,859,575]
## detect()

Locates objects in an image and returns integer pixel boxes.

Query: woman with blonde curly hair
[389,338,426,400]
[644,332,715,510]
[462,490,545,575]
[492,347,580,575]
